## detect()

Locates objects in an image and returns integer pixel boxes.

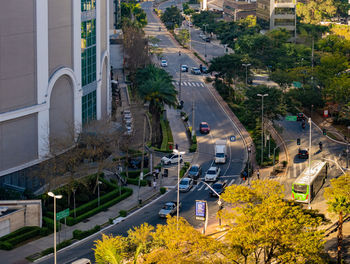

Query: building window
[82,90,97,125]
[275,7,295,15]
[81,0,95,12]
[81,20,96,87]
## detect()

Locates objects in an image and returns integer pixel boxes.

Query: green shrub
[57,239,72,250]
[120,169,150,179]
[165,121,174,144]
[126,177,147,186]
[0,241,13,250]
[65,188,133,226]
[73,225,100,240]
[160,119,168,151]
[0,226,36,242]
[40,227,50,236]
[43,217,61,231]
[119,210,127,217]
[41,247,54,256]
[189,143,197,152]
[160,187,166,194]
[6,228,41,248]
[192,135,197,144]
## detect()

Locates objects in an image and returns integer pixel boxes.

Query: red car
[199,122,210,134]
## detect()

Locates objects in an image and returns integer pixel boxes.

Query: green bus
[292,160,328,203]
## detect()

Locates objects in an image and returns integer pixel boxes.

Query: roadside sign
[56,208,70,221]
[230,136,236,142]
[195,200,206,221]
[285,116,297,121]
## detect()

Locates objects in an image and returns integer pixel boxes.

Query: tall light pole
[203,24,208,61]
[308,117,312,209]
[173,149,185,230]
[242,63,251,86]
[48,192,62,264]
[97,181,102,207]
[257,94,268,165]
[179,64,182,102]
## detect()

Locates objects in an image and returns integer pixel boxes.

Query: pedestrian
[153,179,157,190]
[155,168,160,179]
[175,143,178,150]
[257,170,260,180]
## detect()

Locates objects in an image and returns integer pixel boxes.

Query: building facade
[256,0,296,32]
[0,0,111,190]
[223,0,257,22]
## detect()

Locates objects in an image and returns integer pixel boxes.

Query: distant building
[256,0,296,33]
[223,0,257,21]
[0,0,111,190]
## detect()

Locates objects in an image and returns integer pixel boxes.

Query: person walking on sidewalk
[153,179,157,190]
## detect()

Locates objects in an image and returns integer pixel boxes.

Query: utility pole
[242,63,251,86]
[308,117,312,209]
[138,114,147,204]
[192,100,195,137]
[257,94,268,165]
[203,24,208,61]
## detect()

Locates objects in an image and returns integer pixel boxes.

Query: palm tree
[135,64,177,146]
[324,174,350,264]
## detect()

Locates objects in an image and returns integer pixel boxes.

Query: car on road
[191,67,201,75]
[125,126,133,136]
[205,166,221,182]
[179,177,194,192]
[201,66,208,74]
[161,59,168,67]
[159,201,181,218]
[187,164,202,179]
[199,32,206,39]
[181,65,189,72]
[199,122,210,134]
[297,113,305,121]
[161,153,183,165]
[298,148,309,159]
[209,181,227,197]
[205,37,211,42]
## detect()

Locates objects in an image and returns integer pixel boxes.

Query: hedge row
[65,188,133,226]
[73,225,100,240]
[126,177,147,186]
[0,226,48,250]
[180,162,191,178]
[120,169,150,179]
[189,135,197,152]
[0,226,37,242]
[40,240,72,257]
[160,119,168,151]
[43,216,61,231]
[165,119,174,145]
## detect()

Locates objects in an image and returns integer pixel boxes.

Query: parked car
[209,181,227,197]
[297,113,305,121]
[187,164,202,180]
[199,122,210,134]
[298,148,309,159]
[128,156,149,169]
[161,153,183,165]
[159,201,181,218]
[161,59,168,67]
[205,166,221,182]
[181,65,189,72]
[199,33,206,39]
[179,178,193,192]
[201,66,208,74]
[191,67,201,75]
[124,126,133,136]
[205,37,211,42]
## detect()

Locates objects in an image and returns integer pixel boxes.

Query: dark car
[201,66,208,74]
[187,164,202,180]
[199,122,210,134]
[210,181,227,197]
[128,156,149,169]
[298,148,309,159]
[297,113,305,121]
[205,37,211,42]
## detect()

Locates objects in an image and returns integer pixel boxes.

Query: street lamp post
[242,63,251,86]
[308,117,312,209]
[203,24,208,61]
[97,181,102,207]
[48,192,63,264]
[257,94,268,165]
[173,149,185,230]
[179,64,182,102]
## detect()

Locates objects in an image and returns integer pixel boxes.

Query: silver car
[179,178,193,192]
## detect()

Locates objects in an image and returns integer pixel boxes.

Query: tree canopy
[296,0,337,24]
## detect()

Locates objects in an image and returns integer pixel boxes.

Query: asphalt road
[37,2,246,263]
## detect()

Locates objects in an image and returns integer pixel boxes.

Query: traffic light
[323,129,327,135]
[297,138,300,145]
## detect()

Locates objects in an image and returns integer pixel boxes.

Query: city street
[37,1,247,263]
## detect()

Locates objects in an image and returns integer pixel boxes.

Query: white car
[124,126,133,136]
[199,33,206,39]
[181,65,189,72]
[179,178,193,192]
[204,166,221,182]
[161,60,168,67]
[161,153,183,165]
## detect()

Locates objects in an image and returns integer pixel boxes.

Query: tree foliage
[296,0,336,24]
[160,6,182,30]
[121,2,147,28]
[221,180,326,264]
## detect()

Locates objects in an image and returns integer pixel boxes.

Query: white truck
[215,140,227,164]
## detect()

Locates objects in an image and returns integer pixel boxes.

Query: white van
[215,140,227,164]
[71,258,91,264]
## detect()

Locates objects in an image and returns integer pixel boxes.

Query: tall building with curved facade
[0,0,111,190]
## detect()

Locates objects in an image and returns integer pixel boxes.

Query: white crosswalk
[289,162,307,179]
[172,81,205,87]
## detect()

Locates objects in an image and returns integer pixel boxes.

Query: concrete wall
[101,60,108,117]
[0,114,38,172]
[100,0,107,52]
[48,0,73,75]
[0,0,36,113]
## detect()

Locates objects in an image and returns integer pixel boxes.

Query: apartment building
[257,0,296,32]
[0,0,111,190]
[223,0,257,22]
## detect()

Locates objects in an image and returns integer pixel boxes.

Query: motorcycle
[319,142,323,151]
